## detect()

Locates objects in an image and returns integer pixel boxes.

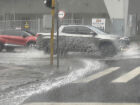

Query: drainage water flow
[0,59,103,105]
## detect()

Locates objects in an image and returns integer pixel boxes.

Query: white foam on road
[0,49,50,66]
[0,49,49,59]
[112,66,140,83]
[15,49,49,59]
[0,59,104,105]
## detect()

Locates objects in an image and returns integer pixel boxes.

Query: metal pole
[56,0,59,68]
[124,0,129,36]
[50,0,55,65]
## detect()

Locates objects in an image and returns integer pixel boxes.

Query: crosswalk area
[73,66,140,84]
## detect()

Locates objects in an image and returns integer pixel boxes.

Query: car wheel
[99,43,117,57]
[6,47,15,52]
[0,43,3,52]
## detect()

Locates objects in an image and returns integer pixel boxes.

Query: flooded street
[0,49,107,105]
[0,46,140,105]
[1,0,140,105]
[0,42,140,105]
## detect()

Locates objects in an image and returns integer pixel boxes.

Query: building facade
[0,0,139,36]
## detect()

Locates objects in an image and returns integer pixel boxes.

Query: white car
[37,25,129,57]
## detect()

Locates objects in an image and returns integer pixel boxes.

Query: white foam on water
[0,49,50,66]
[122,43,140,56]
[0,59,104,105]
[16,49,48,59]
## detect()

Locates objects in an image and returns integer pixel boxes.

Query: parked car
[0,30,38,52]
[37,25,129,57]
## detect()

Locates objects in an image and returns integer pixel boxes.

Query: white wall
[104,0,124,19]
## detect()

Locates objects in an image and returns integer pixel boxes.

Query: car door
[0,30,16,44]
[60,26,78,51]
[75,26,94,51]
[3,30,26,45]
[61,26,95,52]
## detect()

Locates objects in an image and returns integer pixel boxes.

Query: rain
[0,0,140,105]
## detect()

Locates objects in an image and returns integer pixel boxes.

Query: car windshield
[88,26,107,35]
[25,30,36,36]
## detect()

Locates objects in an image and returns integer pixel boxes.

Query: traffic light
[44,0,52,9]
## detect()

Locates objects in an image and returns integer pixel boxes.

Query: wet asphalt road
[0,49,102,105]
[23,49,140,104]
[0,48,140,105]
[23,58,140,104]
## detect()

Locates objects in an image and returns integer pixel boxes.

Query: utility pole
[50,0,55,65]
[44,0,55,66]
[44,0,60,67]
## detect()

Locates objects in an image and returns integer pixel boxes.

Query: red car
[0,30,38,52]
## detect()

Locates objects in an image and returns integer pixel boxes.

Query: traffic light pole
[44,0,59,67]
[50,0,55,66]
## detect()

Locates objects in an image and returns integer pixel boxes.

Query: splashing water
[0,49,50,66]
[16,49,49,59]
[122,43,140,56]
[0,59,104,105]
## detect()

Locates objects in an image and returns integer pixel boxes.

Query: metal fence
[0,18,84,33]
[0,20,41,33]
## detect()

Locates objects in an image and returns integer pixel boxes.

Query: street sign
[58,10,65,19]
[92,18,106,31]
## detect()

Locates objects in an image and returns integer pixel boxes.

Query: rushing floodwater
[0,59,104,105]
[0,42,140,105]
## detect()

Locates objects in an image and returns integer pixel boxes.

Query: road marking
[112,66,140,83]
[23,102,140,105]
[74,67,120,83]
